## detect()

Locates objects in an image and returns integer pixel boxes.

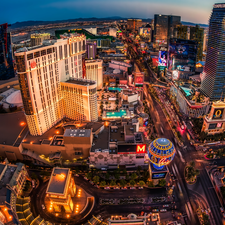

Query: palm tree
[110,180,116,187]
[105,173,110,180]
[100,181,106,187]
[130,173,137,180]
[119,179,127,187]
[130,180,136,186]
[158,179,166,187]
[139,180,145,187]
[86,172,92,180]
[93,176,100,184]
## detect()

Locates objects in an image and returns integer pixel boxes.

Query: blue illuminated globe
[148,138,175,170]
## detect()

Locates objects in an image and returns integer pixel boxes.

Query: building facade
[0,23,15,80]
[200,4,225,101]
[15,34,86,135]
[202,101,225,135]
[154,15,181,46]
[127,19,142,31]
[85,59,103,89]
[30,33,51,47]
[61,78,98,122]
[86,41,97,59]
[46,168,76,213]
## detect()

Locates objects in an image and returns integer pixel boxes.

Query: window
[34,51,40,58]
[27,53,33,60]
[41,50,46,56]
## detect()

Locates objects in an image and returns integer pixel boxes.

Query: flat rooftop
[110,126,124,142]
[65,78,96,86]
[0,111,27,146]
[64,129,91,137]
[46,168,70,195]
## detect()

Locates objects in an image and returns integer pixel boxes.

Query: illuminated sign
[134,72,144,87]
[68,35,85,45]
[213,108,224,120]
[136,144,146,153]
[159,157,170,165]
[30,61,36,69]
[152,172,167,179]
[158,51,167,67]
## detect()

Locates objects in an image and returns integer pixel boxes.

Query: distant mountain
[9,17,208,30]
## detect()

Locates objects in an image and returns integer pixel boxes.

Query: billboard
[168,39,197,72]
[117,144,146,154]
[134,72,144,87]
[158,50,167,67]
[213,108,224,120]
[208,123,223,129]
[152,172,167,179]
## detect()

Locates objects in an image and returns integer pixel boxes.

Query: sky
[0,0,217,25]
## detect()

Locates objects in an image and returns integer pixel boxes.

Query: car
[122,187,127,190]
[94,185,99,188]
[104,186,110,189]
[75,174,79,177]
[163,205,169,208]
[220,207,224,213]
[138,187,143,189]
[89,181,94,185]
[42,204,45,210]
[223,213,225,218]
[114,187,120,189]
[84,177,89,180]
[130,187,136,189]
[160,209,167,212]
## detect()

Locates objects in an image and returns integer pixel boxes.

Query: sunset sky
[1,0,216,24]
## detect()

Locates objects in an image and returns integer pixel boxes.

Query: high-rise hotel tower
[15,34,98,136]
[201,4,225,101]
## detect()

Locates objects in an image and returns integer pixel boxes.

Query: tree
[86,172,92,180]
[120,179,127,187]
[130,173,137,180]
[130,180,136,186]
[158,179,166,187]
[110,180,116,187]
[139,180,145,187]
[93,176,100,184]
[148,181,154,187]
[105,173,110,180]
[122,169,127,175]
[30,172,37,180]
[202,213,210,225]
[114,173,120,180]
[100,181,106,187]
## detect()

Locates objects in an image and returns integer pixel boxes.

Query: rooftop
[64,129,91,138]
[65,78,96,86]
[0,111,27,146]
[46,168,70,195]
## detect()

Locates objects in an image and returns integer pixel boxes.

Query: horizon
[0,0,217,25]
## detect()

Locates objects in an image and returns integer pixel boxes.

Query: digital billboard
[158,50,167,67]
[152,172,167,179]
[208,123,223,129]
[117,144,146,154]
[134,72,144,87]
[213,108,224,120]
[168,38,197,72]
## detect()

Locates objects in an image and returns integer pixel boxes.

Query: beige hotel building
[15,34,98,136]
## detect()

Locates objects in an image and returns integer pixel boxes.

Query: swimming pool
[106,110,127,118]
[180,87,192,97]
[108,87,122,92]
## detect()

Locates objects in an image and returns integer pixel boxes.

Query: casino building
[46,167,76,213]
[15,34,98,136]
[202,101,225,134]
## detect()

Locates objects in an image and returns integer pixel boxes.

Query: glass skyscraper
[0,23,15,80]
[200,4,225,101]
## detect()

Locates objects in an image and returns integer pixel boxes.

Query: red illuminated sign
[136,144,146,153]
[30,61,36,69]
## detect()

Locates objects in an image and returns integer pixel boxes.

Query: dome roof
[6,90,22,104]
[147,138,175,168]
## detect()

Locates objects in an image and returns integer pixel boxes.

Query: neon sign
[30,61,36,69]
[136,144,146,153]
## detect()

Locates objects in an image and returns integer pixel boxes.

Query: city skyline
[1,0,217,25]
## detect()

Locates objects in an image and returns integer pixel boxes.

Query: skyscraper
[154,15,181,46]
[200,4,225,101]
[0,23,15,80]
[127,19,142,31]
[190,25,204,61]
[14,34,98,136]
